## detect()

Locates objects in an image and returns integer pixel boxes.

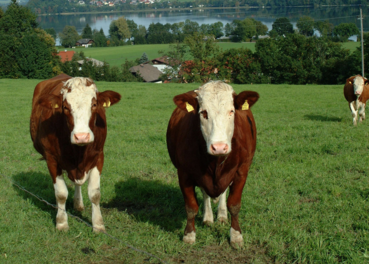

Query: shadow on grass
[304,114,342,122]
[12,171,90,225]
[102,177,188,232]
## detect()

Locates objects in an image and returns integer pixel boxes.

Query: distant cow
[30,74,121,232]
[344,74,369,125]
[166,81,259,248]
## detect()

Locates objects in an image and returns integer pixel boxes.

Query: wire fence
[0,172,169,264]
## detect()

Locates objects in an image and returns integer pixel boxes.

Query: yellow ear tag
[54,104,59,109]
[186,102,194,112]
[349,81,352,84]
[103,100,111,108]
[242,100,249,110]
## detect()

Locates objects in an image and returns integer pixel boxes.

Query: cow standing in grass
[344,74,369,125]
[166,81,259,248]
[30,74,121,232]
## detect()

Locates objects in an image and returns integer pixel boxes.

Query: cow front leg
[54,175,69,231]
[227,176,247,248]
[74,185,84,211]
[350,101,358,125]
[88,167,105,233]
[201,188,213,225]
[217,187,228,223]
[179,171,198,244]
[359,103,366,122]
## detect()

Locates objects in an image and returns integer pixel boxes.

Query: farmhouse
[147,56,180,73]
[129,64,162,82]
[75,39,94,47]
[57,50,75,62]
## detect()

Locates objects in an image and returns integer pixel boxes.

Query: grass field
[61,42,256,67]
[1,79,369,263]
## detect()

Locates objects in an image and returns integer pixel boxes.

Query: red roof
[57,51,75,63]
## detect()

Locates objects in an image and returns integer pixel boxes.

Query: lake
[36,6,367,45]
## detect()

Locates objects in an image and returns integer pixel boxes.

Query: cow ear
[37,94,62,110]
[234,91,259,110]
[347,76,356,85]
[365,77,369,85]
[173,91,198,113]
[98,90,121,108]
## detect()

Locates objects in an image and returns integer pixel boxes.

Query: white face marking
[196,81,235,155]
[353,76,365,97]
[61,78,97,145]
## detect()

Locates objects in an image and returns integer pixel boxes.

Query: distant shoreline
[36,5,320,16]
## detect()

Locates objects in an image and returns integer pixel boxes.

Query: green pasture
[61,42,256,67]
[1,79,369,263]
[342,41,360,53]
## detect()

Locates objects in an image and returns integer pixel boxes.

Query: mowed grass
[61,42,256,66]
[1,79,369,263]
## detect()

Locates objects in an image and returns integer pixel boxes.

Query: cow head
[351,75,369,97]
[174,81,259,156]
[38,77,121,146]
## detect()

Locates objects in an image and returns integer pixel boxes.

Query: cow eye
[200,110,208,119]
[230,110,235,115]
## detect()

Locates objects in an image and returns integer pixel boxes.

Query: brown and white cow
[30,74,121,232]
[344,74,369,125]
[166,81,259,248]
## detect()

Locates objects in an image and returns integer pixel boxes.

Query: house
[75,39,94,47]
[57,50,75,62]
[129,64,163,82]
[148,56,180,73]
[77,58,105,68]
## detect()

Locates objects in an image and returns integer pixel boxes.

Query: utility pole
[359,5,365,77]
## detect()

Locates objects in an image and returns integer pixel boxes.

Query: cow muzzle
[72,133,93,145]
[210,143,229,156]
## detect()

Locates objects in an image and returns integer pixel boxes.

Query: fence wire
[0,172,169,264]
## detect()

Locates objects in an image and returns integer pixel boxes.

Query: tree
[231,19,256,42]
[314,20,334,38]
[59,25,80,47]
[0,0,59,78]
[333,23,359,42]
[139,52,149,64]
[92,28,107,47]
[44,28,56,40]
[272,17,294,36]
[126,19,138,36]
[210,21,224,39]
[252,18,268,37]
[109,16,131,41]
[183,19,200,36]
[82,23,93,39]
[296,16,315,37]
[224,23,234,36]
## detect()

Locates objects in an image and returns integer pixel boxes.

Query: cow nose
[74,133,91,144]
[356,90,362,95]
[210,143,229,155]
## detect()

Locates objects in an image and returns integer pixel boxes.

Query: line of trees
[57,15,359,48]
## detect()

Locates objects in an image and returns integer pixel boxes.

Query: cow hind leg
[201,188,214,225]
[88,167,105,233]
[54,175,69,231]
[74,185,84,211]
[217,188,228,223]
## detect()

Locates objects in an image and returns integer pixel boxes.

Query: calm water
[36,6,368,45]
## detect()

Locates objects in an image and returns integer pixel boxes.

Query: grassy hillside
[342,41,360,53]
[60,42,256,67]
[1,79,369,263]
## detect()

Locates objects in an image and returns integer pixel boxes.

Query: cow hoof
[218,217,228,223]
[230,227,244,249]
[56,223,69,232]
[203,220,213,226]
[93,225,106,233]
[183,231,196,244]
[74,200,84,211]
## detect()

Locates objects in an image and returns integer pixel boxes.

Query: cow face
[353,76,365,96]
[38,77,121,146]
[174,81,259,156]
